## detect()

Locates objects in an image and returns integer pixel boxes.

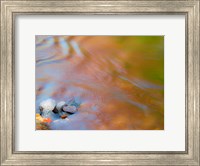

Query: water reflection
[36,36,164,130]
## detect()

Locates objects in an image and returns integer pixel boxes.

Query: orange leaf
[43,118,52,123]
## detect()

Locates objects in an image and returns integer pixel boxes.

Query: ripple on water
[36,36,164,130]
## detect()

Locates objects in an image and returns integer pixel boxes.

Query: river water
[36,36,164,130]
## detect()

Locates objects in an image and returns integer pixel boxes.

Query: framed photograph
[0,0,199,165]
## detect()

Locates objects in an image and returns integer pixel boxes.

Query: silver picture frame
[0,0,199,165]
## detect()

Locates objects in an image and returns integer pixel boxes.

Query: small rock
[53,101,66,114]
[39,98,56,118]
[63,105,77,114]
[39,98,56,111]
[56,101,68,117]
[56,101,67,111]
[60,114,68,119]
[67,98,80,108]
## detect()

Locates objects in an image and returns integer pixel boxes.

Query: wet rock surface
[63,105,77,114]
[39,98,56,119]
[37,98,80,128]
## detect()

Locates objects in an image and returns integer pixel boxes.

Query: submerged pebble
[63,105,77,113]
[60,114,68,119]
[56,101,66,111]
[56,101,69,118]
[68,98,80,108]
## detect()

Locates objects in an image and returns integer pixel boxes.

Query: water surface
[36,36,164,130]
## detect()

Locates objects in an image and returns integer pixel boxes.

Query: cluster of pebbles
[39,98,79,120]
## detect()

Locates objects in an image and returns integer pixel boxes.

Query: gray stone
[39,98,56,118]
[63,105,77,113]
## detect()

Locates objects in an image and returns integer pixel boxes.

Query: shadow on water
[36,36,164,130]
